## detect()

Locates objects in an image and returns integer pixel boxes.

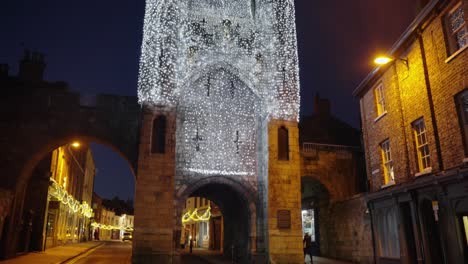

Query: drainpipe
[417,29,444,171]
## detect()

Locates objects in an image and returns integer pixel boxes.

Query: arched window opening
[152,115,167,154]
[278,126,289,160]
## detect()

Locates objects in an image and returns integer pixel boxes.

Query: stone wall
[267,120,303,263]
[132,107,178,264]
[326,195,373,264]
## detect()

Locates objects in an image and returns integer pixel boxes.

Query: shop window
[278,126,289,160]
[374,206,400,258]
[151,115,166,154]
[374,83,387,118]
[380,139,395,185]
[445,1,467,55]
[456,90,468,156]
[412,118,431,172]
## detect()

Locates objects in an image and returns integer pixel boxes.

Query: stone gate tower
[134,0,302,263]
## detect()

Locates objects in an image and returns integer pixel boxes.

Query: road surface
[69,241,210,264]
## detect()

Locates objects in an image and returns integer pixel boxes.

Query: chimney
[0,64,9,77]
[19,50,46,82]
[313,93,331,116]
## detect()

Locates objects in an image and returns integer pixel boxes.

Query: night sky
[1,0,419,200]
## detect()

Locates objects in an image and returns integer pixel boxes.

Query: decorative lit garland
[182,206,211,223]
[138,0,301,177]
[49,178,93,218]
[91,222,134,231]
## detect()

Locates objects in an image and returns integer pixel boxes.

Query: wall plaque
[277,210,291,229]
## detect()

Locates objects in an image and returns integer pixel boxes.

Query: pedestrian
[303,233,313,264]
[189,238,193,253]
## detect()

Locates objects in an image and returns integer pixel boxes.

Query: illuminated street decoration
[91,222,134,232]
[182,206,212,223]
[49,178,93,218]
[138,0,300,176]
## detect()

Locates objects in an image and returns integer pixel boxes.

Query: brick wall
[359,0,468,191]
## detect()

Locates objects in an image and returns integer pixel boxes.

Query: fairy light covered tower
[135,0,302,263]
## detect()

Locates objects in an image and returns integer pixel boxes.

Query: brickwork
[358,0,468,191]
[354,1,468,263]
[268,120,303,264]
[133,106,178,263]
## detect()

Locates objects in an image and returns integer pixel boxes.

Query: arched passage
[301,176,331,257]
[1,136,136,259]
[177,177,258,263]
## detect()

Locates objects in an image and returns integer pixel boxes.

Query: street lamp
[374,56,393,65]
[374,55,409,68]
[71,141,81,148]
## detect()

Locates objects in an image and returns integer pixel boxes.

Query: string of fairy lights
[182,206,211,223]
[49,178,93,218]
[138,0,300,177]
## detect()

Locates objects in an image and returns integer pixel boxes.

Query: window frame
[380,139,395,185]
[412,118,431,172]
[445,1,468,56]
[374,83,387,118]
[456,89,468,157]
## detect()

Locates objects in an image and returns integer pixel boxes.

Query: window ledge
[374,111,388,123]
[381,181,396,189]
[463,157,468,163]
[445,45,468,63]
[415,167,432,177]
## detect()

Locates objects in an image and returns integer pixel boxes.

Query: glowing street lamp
[374,56,393,65]
[71,142,81,148]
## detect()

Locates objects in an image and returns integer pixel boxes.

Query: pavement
[0,242,354,264]
[0,241,104,264]
[184,248,354,264]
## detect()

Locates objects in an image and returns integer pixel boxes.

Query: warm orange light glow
[374,56,393,65]
[71,142,80,148]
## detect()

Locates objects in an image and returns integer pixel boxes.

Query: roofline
[352,0,441,97]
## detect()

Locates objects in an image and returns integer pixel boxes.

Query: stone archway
[2,135,137,259]
[301,176,331,257]
[176,176,259,262]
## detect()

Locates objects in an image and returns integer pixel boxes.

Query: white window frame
[374,83,387,118]
[413,118,431,173]
[446,1,468,55]
[380,139,395,185]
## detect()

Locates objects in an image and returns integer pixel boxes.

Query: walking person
[303,233,313,264]
[189,238,193,253]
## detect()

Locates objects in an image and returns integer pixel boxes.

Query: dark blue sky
[1,0,418,199]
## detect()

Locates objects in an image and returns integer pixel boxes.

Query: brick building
[354,0,468,263]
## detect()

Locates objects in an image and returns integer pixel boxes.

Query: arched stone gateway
[176,177,259,262]
[0,90,141,259]
[134,0,302,263]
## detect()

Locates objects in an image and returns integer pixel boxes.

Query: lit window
[413,118,431,172]
[374,83,386,117]
[380,139,394,184]
[446,2,467,54]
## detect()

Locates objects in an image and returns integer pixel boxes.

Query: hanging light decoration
[49,178,93,218]
[138,0,300,177]
[182,206,212,223]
